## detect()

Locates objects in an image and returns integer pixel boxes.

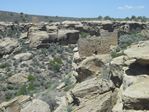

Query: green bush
[17,75,36,96]
[119,33,146,49]
[49,57,63,72]
[17,85,27,96]
[80,32,89,38]
[5,91,14,100]
[62,72,76,91]
[65,104,73,112]
[28,74,36,81]
[111,50,124,58]
[28,82,35,91]
[0,63,9,68]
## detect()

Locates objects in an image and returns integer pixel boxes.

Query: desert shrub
[0,63,9,68]
[28,74,36,81]
[17,82,35,96]
[28,82,35,92]
[49,57,63,72]
[62,72,76,91]
[0,76,6,81]
[111,50,124,58]
[5,25,21,38]
[39,90,60,111]
[17,85,27,95]
[80,32,90,38]
[7,84,14,90]
[54,57,63,65]
[17,75,36,96]
[0,30,5,38]
[5,90,15,100]
[65,104,73,112]
[119,33,146,49]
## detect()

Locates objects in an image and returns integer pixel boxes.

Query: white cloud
[118,5,145,10]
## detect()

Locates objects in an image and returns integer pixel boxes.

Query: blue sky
[0,0,148,18]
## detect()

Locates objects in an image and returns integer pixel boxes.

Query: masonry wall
[78,30,118,58]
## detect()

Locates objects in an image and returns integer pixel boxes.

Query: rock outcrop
[0,20,149,112]
[28,31,50,48]
[110,40,149,111]
[76,54,110,82]
[123,78,149,110]
[0,38,19,56]
[28,29,79,48]
[14,52,32,61]
[8,72,29,84]
[0,95,51,112]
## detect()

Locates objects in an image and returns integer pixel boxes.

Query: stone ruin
[78,30,118,58]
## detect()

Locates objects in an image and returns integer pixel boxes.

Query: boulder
[72,78,113,98]
[124,41,149,64]
[57,29,80,44]
[62,21,82,28]
[28,29,79,48]
[0,38,19,56]
[141,29,149,39]
[28,31,49,48]
[8,72,29,84]
[73,47,78,52]
[20,32,28,39]
[43,25,58,33]
[73,52,81,63]
[20,99,50,112]
[14,52,32,61]
[0,95,51,112]
[111,56,125,65]
[54,96,68,112]
[55,78,115,112]
[76,54,110,82]
[123,78,149,110]
[28,26,40,32]
[110,64,124,88]
[74,91,116,112]
[0,95,31,112]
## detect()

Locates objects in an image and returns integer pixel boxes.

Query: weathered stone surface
[74,91,116,112]
[20,99,50,112]
[123,78,149,110]
[124,41,149,64]
[73,47,78,52]
[0,95,51,112]
[8,72,29,84]
[29,29,79,48]
[141,29,149,39]
[14,52,32,61]
[110,64,124,88]
[45,25,58,33]
[20,32,28,39]
[76,54,110,82]
[28,31,49,48]
[72,78,113,98]
[0,38,19,56]
[54,96,68,112]
[62,21,82,28]
[73,52,81,63]
[124,59,136,66]
[111,56,125,65]
[0,95,31,112]
[57,29,80,44]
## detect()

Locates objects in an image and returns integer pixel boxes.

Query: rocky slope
[0,20,149,112]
